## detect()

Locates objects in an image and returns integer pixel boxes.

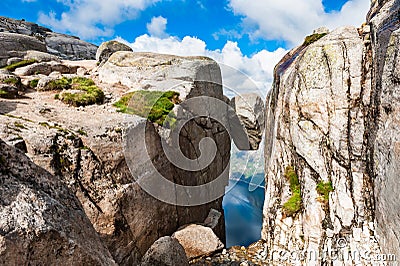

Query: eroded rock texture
[368,0,400,260]
[262,1,400,264]
[0,140,116,265]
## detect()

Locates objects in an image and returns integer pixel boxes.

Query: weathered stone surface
[173,224,224,259]
[0,17,97,61]
[24,50,61,63]
[14,61,76,76]
[368,0,400,261]
[0,84,19,98]
[0,139,116,265]
[0,73,24,98]
[0,32,47,67]
[262,26,384,265]
[45,32,97,60]
[230,93,264,150]
[140,236,189,266]
[96,40,133,63]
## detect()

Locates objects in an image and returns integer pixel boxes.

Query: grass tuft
[303,33,327,46]
[282,166,302,217]
[316,181,334,204]
[113,90,180,126]
[29,79,39,88]
[2,59,37,72]
[2,77,20,85]
[48,77,105,106]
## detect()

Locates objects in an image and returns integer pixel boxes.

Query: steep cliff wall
[368,0,400,260]
[263,1,399,265]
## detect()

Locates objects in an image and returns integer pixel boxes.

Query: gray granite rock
[141,236,189,266]
[96,40,133,63]
[0,139,116,265]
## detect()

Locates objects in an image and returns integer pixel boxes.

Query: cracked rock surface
[262,1,400,264]
[0,139,116,265]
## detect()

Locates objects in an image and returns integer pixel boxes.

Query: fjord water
[223,173,265,248]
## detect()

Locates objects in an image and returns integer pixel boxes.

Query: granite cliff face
[262,0,399,264]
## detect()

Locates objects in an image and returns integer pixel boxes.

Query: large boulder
[140,236,189,266]
[14,61,77,76]
[172,224,224,260]
[230,93,265,150]
[0,73,24,98]
[96,40,133,64]
[0,139,116,265]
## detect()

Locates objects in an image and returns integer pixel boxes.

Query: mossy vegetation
[58,85,104,107]
[29,79,39,89]
[14,122,26,129]
[303,33,327,46]
[113,90,180,126]
[48,77,104,106]
[77,129,87,136]
[2,77,20,85]
[0,89,7,96]
[282,166,302,217]
[316,181,334,204]
[2,59,37,71]
[46,77,72,91]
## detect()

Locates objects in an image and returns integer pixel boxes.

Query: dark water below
[223,176,265,248]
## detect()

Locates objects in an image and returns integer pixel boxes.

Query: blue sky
[0,0,370,95]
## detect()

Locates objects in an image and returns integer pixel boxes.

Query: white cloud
[146,16,168,38]
[228,0,370,45]
[116,34,287,98]
[38,0,161,39]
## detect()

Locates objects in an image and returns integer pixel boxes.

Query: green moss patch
[2,77,20,85]
[303,33,327,46]
[282,166,302,217]
[2,59,37,72]
[58,85,104,107]
[29,79,39,89]
[48,77,105,107]
[316,181,334,203]
[0,89,7,96]
[46,77,72,91]
[113,90,180,126]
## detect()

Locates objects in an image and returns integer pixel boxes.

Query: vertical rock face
[262,1,400,264]
[368,0,400,260]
